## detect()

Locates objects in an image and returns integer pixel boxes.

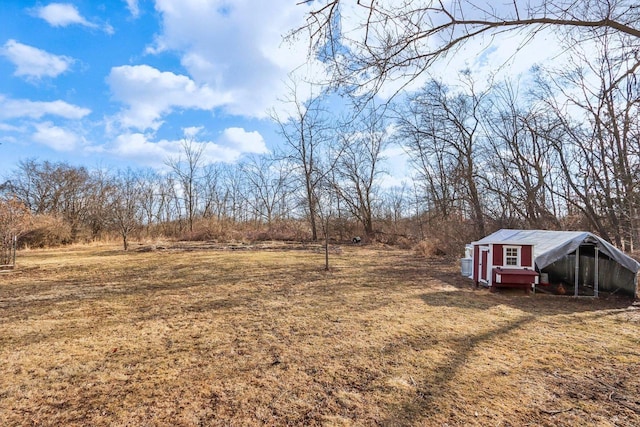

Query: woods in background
[1,59,638,254]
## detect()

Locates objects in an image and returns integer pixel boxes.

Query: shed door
[479,247,489,283]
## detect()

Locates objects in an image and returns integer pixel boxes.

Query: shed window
[504,246,520,266]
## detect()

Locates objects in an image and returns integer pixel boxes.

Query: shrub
[413,239,446,258]
[20,215,73,248]
[0,198,32,245]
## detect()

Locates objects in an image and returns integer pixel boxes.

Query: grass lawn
[1,243,639,426]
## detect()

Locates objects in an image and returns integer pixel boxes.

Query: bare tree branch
[291,0,640,97]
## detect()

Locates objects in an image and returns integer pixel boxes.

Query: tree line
[1,56,638,253]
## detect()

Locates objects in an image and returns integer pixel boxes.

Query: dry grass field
[1,242,639,426]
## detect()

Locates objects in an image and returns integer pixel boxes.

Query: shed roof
[474,229,640,274]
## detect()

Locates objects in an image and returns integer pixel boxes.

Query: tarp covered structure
[475,229,640,296]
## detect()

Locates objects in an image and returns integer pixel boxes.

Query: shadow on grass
[381,314,535,425]
[419,289,634,315]
[383,289,639,424]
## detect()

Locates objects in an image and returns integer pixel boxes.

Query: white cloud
[31,3,113,33]
[124,0,140,18]
[109,133,176,165]
[32,3,96,28]
[32,121,82,151]
[0,40,74,80]
[183,126,203,138]
[0,95,90,120]
[218,127,268,154]
[104,24,115,36]
[0,95,91,154]
[107,64,232,131]
[106,127,268,167]
[0,123,23,132]
[148,0,324,118]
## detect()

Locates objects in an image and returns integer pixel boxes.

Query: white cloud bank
[105,0,327,135]
[0,95,91,153]
[33,3,94,27]
[105,127,268,167]
[32,121,83,151]
[0,95,90,120]
[0,40,74,80]
[218,127,268,155]
[107,64,232,131]
[146,0,323,118]
[31,3,113,34]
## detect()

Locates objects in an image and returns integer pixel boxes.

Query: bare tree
[107,169,142,251]
[200,163,223,220]
[0,197,31,266]
[532,37,640,249]
[294,0,640,97]
[85,167,115,241]
[166,138,205,233]
[271,80,332,241]
[155,174,183,236]
[395,75,487,236]
[221,163,250,223]
[4,159,93,240]
[314,173,340,270]
[482,81,561,229]
[135,168,162,237]
[241,154,294,226]
[380,183,409,236]
[332,106,388,237]
[3,159,54,215]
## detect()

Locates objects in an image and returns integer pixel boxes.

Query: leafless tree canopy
[293,0,640,95]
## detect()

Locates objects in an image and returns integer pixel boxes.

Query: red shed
[471,231,539,293]
[467,229,640,297]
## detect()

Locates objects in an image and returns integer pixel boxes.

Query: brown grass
[1,243,639,426]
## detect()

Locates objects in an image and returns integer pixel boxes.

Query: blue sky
[0,0,319,174]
